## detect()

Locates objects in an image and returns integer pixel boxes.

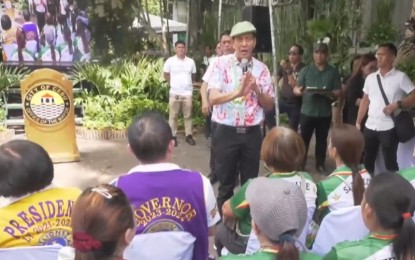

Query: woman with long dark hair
[314,124,371,225]
[324,173,415,259]
[344,53,377,125]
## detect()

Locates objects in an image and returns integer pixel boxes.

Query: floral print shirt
[207,54,274,126]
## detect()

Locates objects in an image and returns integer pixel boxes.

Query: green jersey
[315,165,371,224]
[230,172,316,235]
[399,167,415,187]
[221,250,321,260]
[323,234,396,260]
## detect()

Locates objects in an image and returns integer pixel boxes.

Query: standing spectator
[40,12,58,62]
[203,42,221,144]
[164,40,197,146]
[265,44,305,130]
[200,30,234,184]
[110,112,220,260]
[34,0,47,32]
[201,44,215,76]
[341,55,361,123]
[58,184,135,260]
[22,9,40,54]
[344,54,377,125]
[294,43,342,173]
[0,140,81,247]
[356,43,415,175]
[73,13,91,62]
[220,178,320,260]
[208,21,274,213]
[215,41,222,57]
[324,173,415,259]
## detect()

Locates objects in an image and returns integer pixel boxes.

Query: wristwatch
[397,100,403,109]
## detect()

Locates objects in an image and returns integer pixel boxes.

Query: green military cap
[230,21,256,37]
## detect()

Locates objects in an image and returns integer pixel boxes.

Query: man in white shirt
[356,43,415,175]
[163,41,197,146]
[110,112,220,259]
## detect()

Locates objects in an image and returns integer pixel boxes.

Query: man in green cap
[207,20,274,253]
[294,43,342,174]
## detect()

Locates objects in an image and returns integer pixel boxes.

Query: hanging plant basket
[76,127,126,140]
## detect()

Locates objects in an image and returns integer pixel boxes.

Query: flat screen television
[0,0,90,64]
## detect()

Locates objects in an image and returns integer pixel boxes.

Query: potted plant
[72,57,170,140]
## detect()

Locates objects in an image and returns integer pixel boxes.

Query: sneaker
[186,135,196,145]
[173,136,178,147]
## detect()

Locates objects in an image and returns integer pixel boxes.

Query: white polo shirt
[363,69,415,131]
[163,55,196,96]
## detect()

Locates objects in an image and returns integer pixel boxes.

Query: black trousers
[214,124,262,212]
[264,100,301,131]
[209,121,217,175]
[363,127,399,175]
[300,114,332,168]
[205,113,212,139]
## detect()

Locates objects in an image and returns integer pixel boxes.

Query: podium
[21,69,80,163]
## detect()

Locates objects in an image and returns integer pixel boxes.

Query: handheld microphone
[241,58,249,74]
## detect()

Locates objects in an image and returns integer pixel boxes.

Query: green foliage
[305,0,361,74]
[274,4,306,65]
[17,0,29,10]
[365,0,398,46]
[0,65,29,92]
[397,61,415,83]
[73,57,204,130]
[145,0,161,15]
[87,0,150,62]
[366,24,398,46]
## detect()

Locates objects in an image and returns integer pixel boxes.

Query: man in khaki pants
[163,41,197,146]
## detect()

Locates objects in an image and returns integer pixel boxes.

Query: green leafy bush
[365,23,398,46]
[73,57,203,130]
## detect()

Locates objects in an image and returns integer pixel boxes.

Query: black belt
[217,124,260,134]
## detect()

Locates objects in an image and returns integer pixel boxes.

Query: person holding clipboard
[294,43,342,174]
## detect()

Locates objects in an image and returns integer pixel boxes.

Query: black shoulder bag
[376,74,415,143]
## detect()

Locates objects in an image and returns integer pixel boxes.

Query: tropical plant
[397,15,415,64]
[0,65,29,92]
[305,0,362,74]
[73,57,204,130]
[365,0,398,46]
[397,60,415,82]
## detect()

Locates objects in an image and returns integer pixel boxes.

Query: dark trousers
[209,121,217,174]
[264,100,301,130]
[205,113,212,139]
[363,127,399,175]
[214,124,262,213]
[300,114,332,168]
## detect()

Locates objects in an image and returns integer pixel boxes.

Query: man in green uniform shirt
[294,43,342,174]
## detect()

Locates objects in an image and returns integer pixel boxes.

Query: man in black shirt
[265,44,305,130]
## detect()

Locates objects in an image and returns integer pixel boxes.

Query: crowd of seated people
[0,111,415,259]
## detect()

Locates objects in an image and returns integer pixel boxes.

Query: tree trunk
[396,0,415,65]
[188,0,202,53]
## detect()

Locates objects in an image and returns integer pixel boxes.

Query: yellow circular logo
[24,84,71,125]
